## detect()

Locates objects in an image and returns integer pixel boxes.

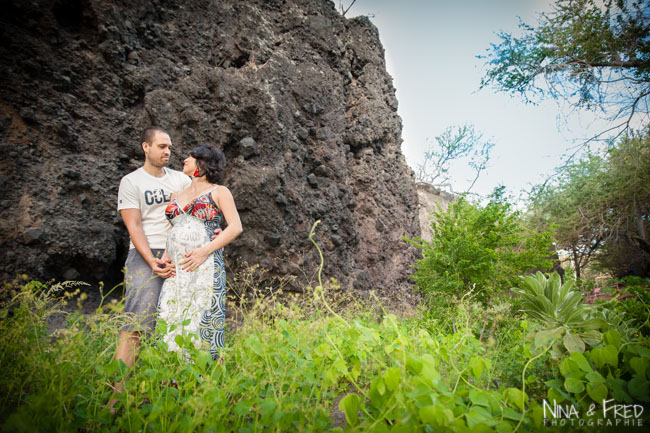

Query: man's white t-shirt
[117,167,191,250]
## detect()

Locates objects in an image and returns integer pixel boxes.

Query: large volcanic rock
[416,182,456,242]
[0,0,420,293]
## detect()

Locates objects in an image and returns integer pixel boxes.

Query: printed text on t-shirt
[144,189,171,205]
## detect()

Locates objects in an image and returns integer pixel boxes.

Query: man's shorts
[121,248,164,333]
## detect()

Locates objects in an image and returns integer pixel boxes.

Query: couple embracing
[112,127,242,392]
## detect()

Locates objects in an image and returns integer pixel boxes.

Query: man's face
[143,131,172,168]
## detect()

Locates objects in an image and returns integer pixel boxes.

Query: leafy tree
[409,188,554,336]
[527,154,609,280]
[528,130,650,278]
[595,131,650,275]
[480,0,650,138]
[415,124,494,193]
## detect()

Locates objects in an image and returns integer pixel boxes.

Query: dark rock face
[0,0,420,293]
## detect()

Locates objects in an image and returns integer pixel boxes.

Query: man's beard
[148,157,168,168]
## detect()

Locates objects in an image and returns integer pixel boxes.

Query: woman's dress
[158,188,226,360]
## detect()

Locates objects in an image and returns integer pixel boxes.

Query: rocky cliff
[0,0,420,294]
[416,182,456,242]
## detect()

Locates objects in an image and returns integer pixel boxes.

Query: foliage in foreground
[545,330,650,409]
[604,276,650,336]
[512,274,650,410]
[0,278,543,433]
[1,275,649,432]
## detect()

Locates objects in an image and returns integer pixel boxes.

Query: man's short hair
[140,127,169,144]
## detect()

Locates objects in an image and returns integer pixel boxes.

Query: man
[109,126,190,411]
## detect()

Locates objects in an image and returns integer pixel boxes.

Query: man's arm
[120,208,172,277]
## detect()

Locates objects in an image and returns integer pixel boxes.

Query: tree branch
[341,0,357,17]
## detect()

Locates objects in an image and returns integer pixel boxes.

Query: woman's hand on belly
[179,246,210,272]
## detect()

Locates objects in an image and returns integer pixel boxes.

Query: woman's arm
[180,186,243,271]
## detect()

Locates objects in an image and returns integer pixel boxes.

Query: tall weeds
[4,230,627,432]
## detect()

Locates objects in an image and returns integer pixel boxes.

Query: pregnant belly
[167,216,210,263]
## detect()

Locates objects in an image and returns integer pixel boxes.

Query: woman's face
[183,155,198,176]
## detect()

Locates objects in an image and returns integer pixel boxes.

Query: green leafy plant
[545,331,650,408]
[408,188,554,337]
[1,276,554,433]
[512,272,607,357]
[3,230,615,432]
[607,276,650,336]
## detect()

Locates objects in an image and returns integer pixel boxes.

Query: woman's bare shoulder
[213,184,233,196]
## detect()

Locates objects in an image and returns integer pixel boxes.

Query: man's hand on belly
[211,227,223,239]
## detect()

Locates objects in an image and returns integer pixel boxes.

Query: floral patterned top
[165,188,223,223]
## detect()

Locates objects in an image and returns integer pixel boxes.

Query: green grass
[0,276,544,433]
[2,275,648,432]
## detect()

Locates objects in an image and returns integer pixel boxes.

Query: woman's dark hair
[190,146,227,184]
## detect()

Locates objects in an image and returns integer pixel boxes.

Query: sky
[344,0,610,200]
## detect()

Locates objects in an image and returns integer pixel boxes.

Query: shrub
[608,276,650,336]
[408,188,554,336]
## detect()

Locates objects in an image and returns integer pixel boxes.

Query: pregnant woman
[158,146,242,360]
